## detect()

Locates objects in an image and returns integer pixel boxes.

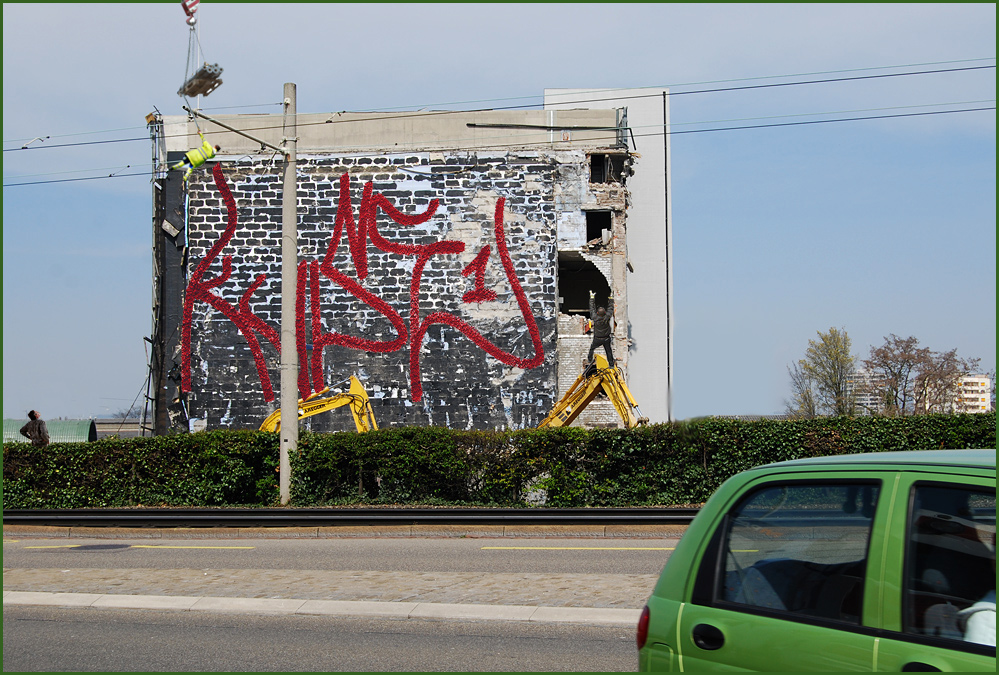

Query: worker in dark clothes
[587,290,615,367]
[20,410,50,448]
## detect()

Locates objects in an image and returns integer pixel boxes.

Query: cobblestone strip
[2,567,658,609]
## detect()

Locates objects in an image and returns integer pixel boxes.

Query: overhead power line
[3,171,152,187]
[4,62,995,154]
[664,105,996,136]
[4,57,993,145]
[4,105,993,188]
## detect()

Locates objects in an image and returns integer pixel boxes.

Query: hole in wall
[558,252,610,316]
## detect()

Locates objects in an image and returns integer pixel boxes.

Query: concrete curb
[3,590,641,627]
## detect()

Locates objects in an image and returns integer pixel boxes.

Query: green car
[637,449,996,671]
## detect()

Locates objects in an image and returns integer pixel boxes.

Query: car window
[695,481,880,625]
[903,483,996,649]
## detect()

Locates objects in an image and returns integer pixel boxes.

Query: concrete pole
[279,83,298,504]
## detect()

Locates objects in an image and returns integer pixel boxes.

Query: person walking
[20,410,50,448]
[586,290,615,367]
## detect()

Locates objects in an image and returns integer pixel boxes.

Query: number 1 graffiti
[181,163,544,404]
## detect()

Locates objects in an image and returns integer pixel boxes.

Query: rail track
[2,507,699,529]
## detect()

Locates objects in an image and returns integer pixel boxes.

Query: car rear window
[695,481,880,625]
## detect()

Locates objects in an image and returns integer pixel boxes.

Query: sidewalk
[3,525,672,627]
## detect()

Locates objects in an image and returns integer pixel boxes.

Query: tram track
[2,507,699,529]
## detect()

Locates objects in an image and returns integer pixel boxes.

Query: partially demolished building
[148,88,672,432]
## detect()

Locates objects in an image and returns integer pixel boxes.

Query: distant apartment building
[914,373,993,415]
[849,369,993,415]
[952,374,993,414]
[847,369,886,415]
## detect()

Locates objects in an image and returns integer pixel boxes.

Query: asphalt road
[3,605,637,672]
[4,534,671,670]
[2,536,675,575]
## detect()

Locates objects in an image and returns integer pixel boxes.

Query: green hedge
[3,413,994,509]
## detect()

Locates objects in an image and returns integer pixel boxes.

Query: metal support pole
[662,91,673,423]
[279,83,298,504]
[181,106,284,153]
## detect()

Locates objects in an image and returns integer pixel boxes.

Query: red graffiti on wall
[181,164,544,403]
[181,164,280,400]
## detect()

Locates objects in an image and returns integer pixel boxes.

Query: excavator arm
[538,354,648,429]
[259,376,377,433]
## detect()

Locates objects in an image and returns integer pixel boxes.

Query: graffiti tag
[181,163,544,403]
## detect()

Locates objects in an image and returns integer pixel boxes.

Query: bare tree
[914,349,981,414]
[863,335,928,416]
[785,361,819,418]
[113,405,143,419]
[790,327,857,417]
[863,335,981,415]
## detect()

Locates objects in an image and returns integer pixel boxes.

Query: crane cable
[182,17,204,135]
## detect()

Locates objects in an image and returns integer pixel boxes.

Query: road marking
[131,545,255,550]
[481,546,676,551]
[24,545,81,549]
[3,539,20,543]
[483,546,760,552]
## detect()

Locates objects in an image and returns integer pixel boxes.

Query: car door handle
[691,623,725,651]
[901,662,941,672]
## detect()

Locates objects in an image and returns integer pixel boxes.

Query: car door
[675,476,885,671]
[872,475,996,672]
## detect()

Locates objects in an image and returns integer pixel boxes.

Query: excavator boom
[538,354,648,429]
[259,376,377,432]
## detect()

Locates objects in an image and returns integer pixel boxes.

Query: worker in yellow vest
[171,132,220,181]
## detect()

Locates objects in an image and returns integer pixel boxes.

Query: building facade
[848,369,993,416]
[148,93,673,433]
[949,374,993,414]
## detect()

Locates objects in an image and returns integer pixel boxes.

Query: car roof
[762,448,995,472]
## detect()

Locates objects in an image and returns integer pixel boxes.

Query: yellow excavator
[259,375,378,433]
[538,354,648,429]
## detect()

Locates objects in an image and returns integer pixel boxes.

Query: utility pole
[279,83,298,505]
[183,82,298,504]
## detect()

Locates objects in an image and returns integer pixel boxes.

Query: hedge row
[2,413,994,509]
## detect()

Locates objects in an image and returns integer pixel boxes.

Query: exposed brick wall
[556,315,628,428]
[181,151,587,431]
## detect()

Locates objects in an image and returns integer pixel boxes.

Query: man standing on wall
[20,410,50,448]
[587,290,615,367]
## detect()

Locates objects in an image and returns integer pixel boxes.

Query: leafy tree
[788,327,857,417]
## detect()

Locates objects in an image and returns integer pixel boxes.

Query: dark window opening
[585,211,612,244]
[558,252,609,315]
[589,154,627,184]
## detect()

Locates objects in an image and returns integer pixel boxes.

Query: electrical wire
[4,104,993,187]
[4,62,994,152]
[326,57,999,113]
[4,171,151,187]
[4,57,994,145]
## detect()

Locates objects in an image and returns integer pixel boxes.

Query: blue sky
[3,3,995,421]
